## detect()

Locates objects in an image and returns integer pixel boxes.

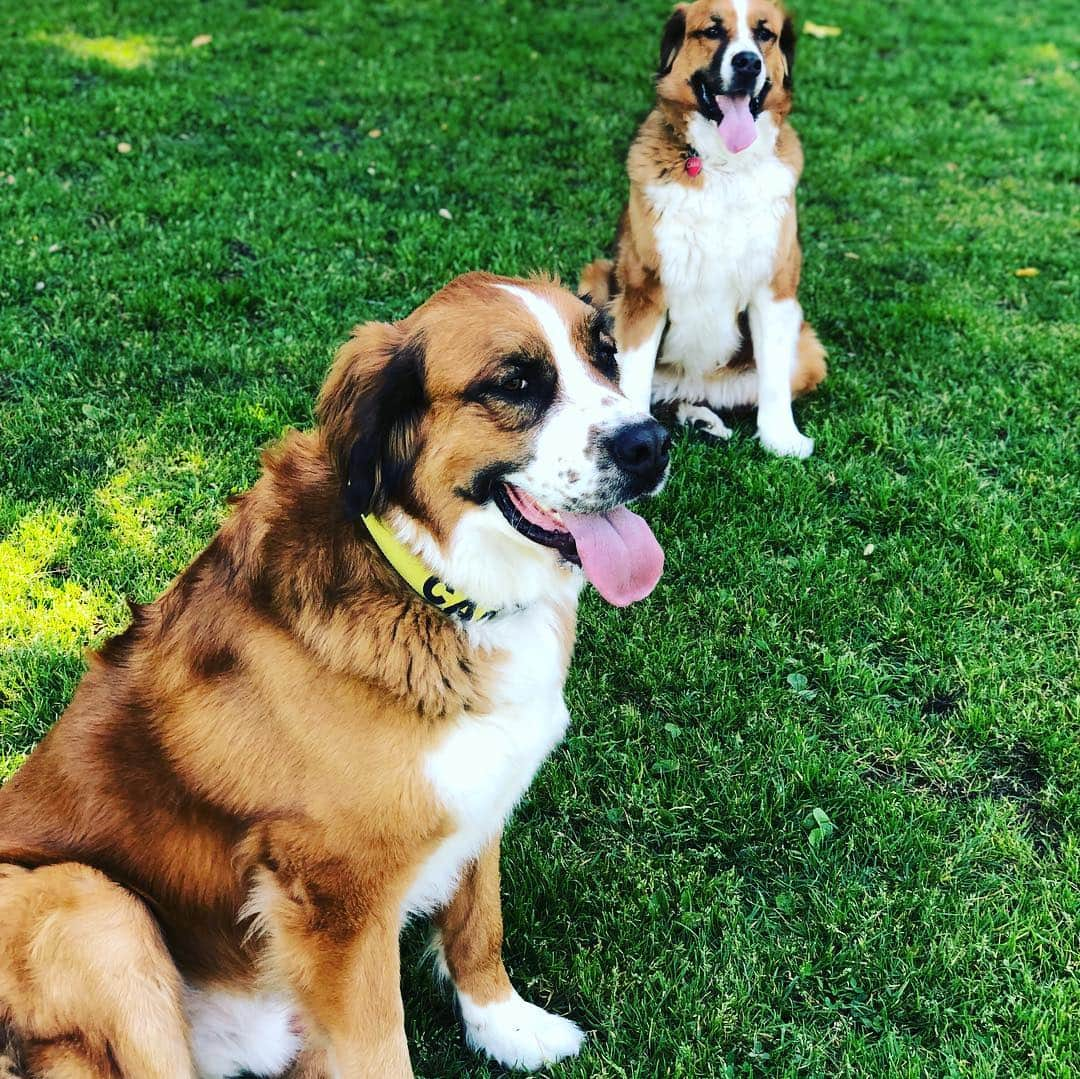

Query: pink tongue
[716,94,757,154]
[560,505,664,607]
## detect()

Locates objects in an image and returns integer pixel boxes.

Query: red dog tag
[685,155,702,177]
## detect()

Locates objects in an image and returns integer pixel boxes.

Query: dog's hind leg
[663,364,757,442]
[673,403,733,441]
[13,1040,102,1079]
[0,863,194,1079]
[670,317,825,445]
[577,258,616,308]
[693,319,825,412]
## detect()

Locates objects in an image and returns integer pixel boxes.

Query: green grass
[1,1,1078,1075]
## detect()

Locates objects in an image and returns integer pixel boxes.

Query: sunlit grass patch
[1027,41,1079,88]
[0,512,104,746]
[0,511,102,653]
[94,467,161,560]
[0,753,26,782]
[32,31,158,70]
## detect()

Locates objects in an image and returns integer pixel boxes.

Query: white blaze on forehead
[491,282,644,513]
[723,0,766,93]
[496,283,576,369]
[494,282,605,399]
[731,0,752,38]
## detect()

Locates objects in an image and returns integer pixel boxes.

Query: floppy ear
[657,5,687,78]
[316,323,429,520]
[779,15,796,89]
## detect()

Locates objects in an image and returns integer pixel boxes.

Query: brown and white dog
[580,0,827,457]
[0,273,669,1078]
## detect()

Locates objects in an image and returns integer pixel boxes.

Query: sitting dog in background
[0,273,669,1078]
[581,0,827,458]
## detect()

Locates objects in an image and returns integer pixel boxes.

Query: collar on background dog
[359,514,501,624]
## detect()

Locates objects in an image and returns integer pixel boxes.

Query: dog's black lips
[750,78,771,117]
[690,71,723,122]
[493,484,581,567]
[690,71,772,122]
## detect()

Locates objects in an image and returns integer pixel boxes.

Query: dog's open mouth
[691,72,767,155]
[494,483,664,607]
[494,483,580,565]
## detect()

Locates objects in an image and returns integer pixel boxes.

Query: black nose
[607,420,671,489]
[731,50,762,77]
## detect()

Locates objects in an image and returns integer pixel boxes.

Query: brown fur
[577,257,615,309]
[579,0,827,407]
[0,863,191,1078]
[434,837,512,1006]
[0,272,593,1078]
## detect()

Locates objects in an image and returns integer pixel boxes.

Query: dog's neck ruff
[662,117,700,173]
[360,514,502,624]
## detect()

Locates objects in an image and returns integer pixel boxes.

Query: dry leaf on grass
[191,34,212,48]
[804,21,842,38]
[1014,267,1039,277]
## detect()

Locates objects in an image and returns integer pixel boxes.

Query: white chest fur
[645,115,796,375]
[400,600,573,919]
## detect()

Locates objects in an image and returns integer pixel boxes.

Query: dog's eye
[465,357,553,419]
[699,23,725,40]
[500,374,530,394]
[754,24,776,43]
[594,338,618,379]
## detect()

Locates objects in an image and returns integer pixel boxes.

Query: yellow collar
[360,514,501,624]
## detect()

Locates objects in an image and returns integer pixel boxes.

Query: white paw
[758,423,814,458]
[676,403,732,441]
[459,990,585,1072]
[184,988,302,1079]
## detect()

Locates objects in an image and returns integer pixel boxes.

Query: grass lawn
[2,0,1078,1075]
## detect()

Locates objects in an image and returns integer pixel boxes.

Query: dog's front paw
[459,990,585,1072]
[758,422,814,459]
[676,403,732,443]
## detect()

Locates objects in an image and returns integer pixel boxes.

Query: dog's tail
[792,322,828,397]
[578,258,616,308]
